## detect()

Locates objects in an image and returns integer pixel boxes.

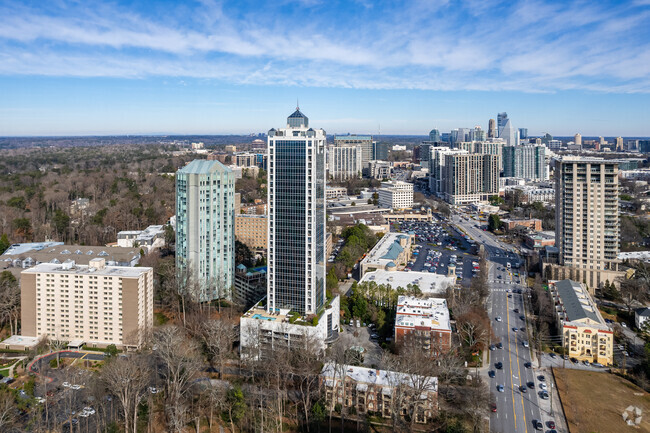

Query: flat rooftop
[395,296,451,332]
[359,269,455,294]
[321,362,437,392]
[22,262,151,278]
[361,233,411,268]
[1,335,41,347]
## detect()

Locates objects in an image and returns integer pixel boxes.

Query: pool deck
[243,305,291,323]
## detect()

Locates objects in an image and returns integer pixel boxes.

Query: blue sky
[1,0,649,136]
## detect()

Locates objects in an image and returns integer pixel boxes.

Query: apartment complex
[321,362,438,424]
[233,264,266,308]
[377,180,413,210]
[328,144,363,180]
[366,160,392,180]
[550,279,613,365]
[428,148,466,196]
[234,214,267,251]
[442,153,500,205]
[19,258,153,350]
[176,159,235,302]
[502,144,546,180]
[359,233,412,277]
[334,135,374,167]
[394,296,452,356]
[552,157,622,289]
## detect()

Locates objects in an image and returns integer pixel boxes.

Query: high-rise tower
[488,119,496,138]
[497,112,508,137]
[176,160,235,302]
[429,129,441,143]
[267,108,326,315]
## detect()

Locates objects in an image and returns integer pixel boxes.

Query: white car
[62,382,71,388]
[71,384,82,390]
[496,316,502,322]
[539,383,547,391]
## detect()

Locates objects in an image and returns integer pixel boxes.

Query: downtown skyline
[1,0,649,136]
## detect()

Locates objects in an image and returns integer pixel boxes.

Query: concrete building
[326,186,348,199]
[502,144,547,180]
[239,295,340,360]
[488,119,496,139]
[550,279,613,365]
[428,148,468,196]
[574,133,582,147]
[235,152,258,167]
[635,307,650,329]
[497,112,508,137]
[233,264,266,308]
[442,153,500,205]
[366,160,392,180]
[176,159,235,302]
[334,135,374,167]
[267,108,326,315]
[524,232,555,249]
[552,157,623,290]
[502,219,542,232]
[394,296,452,356]
[328,144,363,180]
[16,258,153,350]
[321,362,438,424]
[377,180,413,210]
[117,225,166,251]
[359,233,412,277]
[235,214,267,252]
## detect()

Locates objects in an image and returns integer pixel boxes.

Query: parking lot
[394,220,479,287]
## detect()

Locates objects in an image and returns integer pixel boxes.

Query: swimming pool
[252,313,276,321]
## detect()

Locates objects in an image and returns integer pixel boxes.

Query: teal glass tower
[267,108,326,315]
[176,160,235,302]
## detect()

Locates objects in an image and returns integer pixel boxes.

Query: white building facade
[378,180,414,209]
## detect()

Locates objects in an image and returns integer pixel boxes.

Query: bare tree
[0,390,16,430]
[201,318,237,379]
[102,354,152,433]
[153,325,203,432]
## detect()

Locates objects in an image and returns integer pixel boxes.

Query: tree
[0,234,9,255]
[487,214,501,232]
[201,318,237,379]
[53,209,70,240]
[235,240,254,267]
[102,354,152,433]
[326,268,339,292]
[224,385,246,432]
[0,390,16,430]
[456,308,490,353]
[620,278,647,314]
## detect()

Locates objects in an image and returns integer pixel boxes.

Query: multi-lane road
[453,213,559,433]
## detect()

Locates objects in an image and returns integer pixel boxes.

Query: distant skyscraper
[502,144,546,180]
[429,129,441,143]
[328,145,362,180]
[497,112,508,137]
[457,128,471,143]
[374,142,390,160]
[639,140,650,153]
[488,119,496,138]
[500,119,519,146]
[518,128,528,139]
[574,133,582,147]
[470,126,486,142]
[267,108,326,315]
[176,160,235,302]
[615,137,623,152]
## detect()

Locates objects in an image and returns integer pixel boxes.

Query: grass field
[554,368,650,433]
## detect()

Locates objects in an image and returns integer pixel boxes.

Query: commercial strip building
[359,270,455,295]
[359,233,413,277]
[4,258,153,350]
[320,362,438,424]
[176,159,235,302]
[377,180,413,210]
[234,214,267,252]
[394,296,452,356]
[239,295,340,360]
[549,279,613,365]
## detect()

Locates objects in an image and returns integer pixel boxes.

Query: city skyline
[1,0,649,136]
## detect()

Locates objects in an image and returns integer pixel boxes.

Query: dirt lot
[554,368,650,433]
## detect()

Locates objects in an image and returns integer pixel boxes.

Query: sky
[1,0,649,136]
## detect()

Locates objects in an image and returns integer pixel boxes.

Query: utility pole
[550,381,554,416]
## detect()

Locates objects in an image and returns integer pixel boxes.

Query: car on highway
[495,316,502,322]
[526,381,535,389]
[523,341,529,348]
[520,327,526,331]
[532,419,543,430]
[512,327,518,332]
[539,383,547,391]
[489,344,496,351]
[513,308,519,313]
[524,362,532,369]
[538,375,546,382]
[539,391,549,400]
[495,362,503,369]
[519,385,527,393]
[496,342,503,349]
[519,315,525,320]
[488,370,495,378]
[490,402,497,412]
[507,294,512,298]
[547,420,556,429]
[497,384,504,392]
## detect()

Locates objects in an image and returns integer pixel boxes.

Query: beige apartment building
[235,214,267,251]
[443,153,500,205]
[550,279,613,365]
[552,157,625,290]
[19,258,153,350]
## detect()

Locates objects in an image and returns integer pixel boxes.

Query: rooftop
[321,362,437,392]
[359,269,455,294]
[22,261,151,278]
[552,279,608,327]
[2,242,64,255]
[1,335,41,347]
[177,159,231,175]
[395,296,451,332]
